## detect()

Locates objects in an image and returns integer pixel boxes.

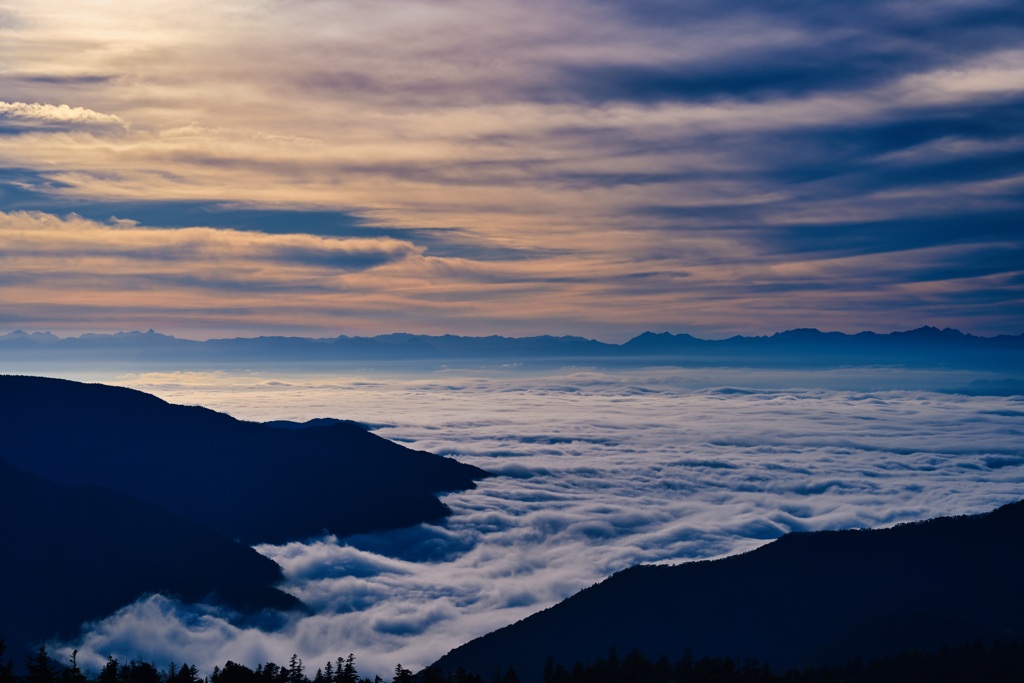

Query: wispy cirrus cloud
[0,0,1022,336]
[0,211,432,336]
[0,208,1020,340]
[0,210,420,272]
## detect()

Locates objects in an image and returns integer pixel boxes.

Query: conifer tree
[287,655,304,683]
[259,662,279,683]
[0,639,16,683]
[26,644,57,683]
[338,655,357,683]
[182,664,201,683]
[60,650,86,683]
[98,657,119,683]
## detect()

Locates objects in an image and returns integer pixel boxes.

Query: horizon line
[2,324,1022,346]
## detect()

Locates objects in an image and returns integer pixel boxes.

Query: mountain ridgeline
[1,327,1022,371]
[0,375,488,660]
[0,375,488,544]
[427,499,1024,682]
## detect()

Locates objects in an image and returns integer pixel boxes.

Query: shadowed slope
[0,375,489,544]
[428,500,1024,682]
[0,457,301,662]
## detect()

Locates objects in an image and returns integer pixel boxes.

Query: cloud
[0,2,1022,336]
[0,10,23,30]
[3,207,1022,342]
[0,210,443,336]
[58,367,1024,679]
[0,101,126,129]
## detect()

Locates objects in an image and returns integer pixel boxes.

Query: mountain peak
[625,331,699,345]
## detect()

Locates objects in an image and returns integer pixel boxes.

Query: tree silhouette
[25,645,56,683]
[0,640,16,683]
[336,655,357,683]
[97,657,118,683]
[212,661,256,683]
[287,655,304,683]
[59,651,86,683]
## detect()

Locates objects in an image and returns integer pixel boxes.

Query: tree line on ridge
[4,639,1023,683]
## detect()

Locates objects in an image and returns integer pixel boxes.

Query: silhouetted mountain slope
[428,500,1024,682]
[1,327,1020,371]
[0,457,301,662]
[0,375,488,544]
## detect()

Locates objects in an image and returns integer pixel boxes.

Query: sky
[56,368,1024,676]
[1,0,1023,340]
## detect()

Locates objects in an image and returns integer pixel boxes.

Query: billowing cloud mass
[0,0,1022,337]
[58,368,1024,679]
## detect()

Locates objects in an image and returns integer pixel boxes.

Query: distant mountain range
[0,375,488,660]
[427,499,1024,682]
[1,327,1022,370]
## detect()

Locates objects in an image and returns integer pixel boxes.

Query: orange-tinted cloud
[0,1,1021,337]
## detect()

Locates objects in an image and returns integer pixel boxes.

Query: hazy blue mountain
[0,330,60,345]
[427,500,1024,682]
[944,378,1024,396]
[0,375,488,544]
[620,326,1024,369]
[0,457,301,663]
[1,327,1021,371]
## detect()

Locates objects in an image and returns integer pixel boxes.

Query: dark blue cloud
[595,0,1024,50]
[556,1,1024,103]
[758,211,1024,258]
[16,74,116,85]
[552,52,893,106]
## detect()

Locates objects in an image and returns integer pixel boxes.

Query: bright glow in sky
[1,1,1022,339]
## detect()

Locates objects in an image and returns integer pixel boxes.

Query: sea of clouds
[56,365,1024,679]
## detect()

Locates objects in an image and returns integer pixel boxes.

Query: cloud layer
[0,1,1022,337]
[59,368,1024,678]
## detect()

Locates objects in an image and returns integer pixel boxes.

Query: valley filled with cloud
[2,1,1022,678]
[56,368,1024,678]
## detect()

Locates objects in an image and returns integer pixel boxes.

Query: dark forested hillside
[428,499,1024,682]
[0,375,489,544]
[0,458,302,663]
[0,375,488,662]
